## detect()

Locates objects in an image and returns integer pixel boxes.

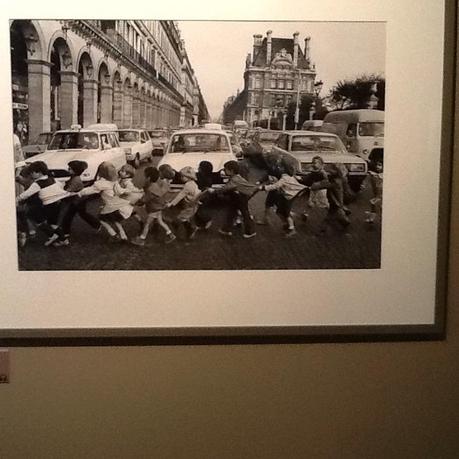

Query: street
[17,159,381,271]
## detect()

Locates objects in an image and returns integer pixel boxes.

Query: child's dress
[168,180,200,221]
[79,178,133,220]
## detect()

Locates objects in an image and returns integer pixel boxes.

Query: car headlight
[347,163,366,172]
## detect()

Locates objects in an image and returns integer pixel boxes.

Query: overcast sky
[178,21,385,120]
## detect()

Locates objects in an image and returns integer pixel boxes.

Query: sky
[178,21,385,120]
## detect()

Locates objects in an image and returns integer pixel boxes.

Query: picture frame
[0,0,455,346]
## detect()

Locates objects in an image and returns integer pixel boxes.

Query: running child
[260,161,306,237]
[131,166,176,246]
[78,161,133,241]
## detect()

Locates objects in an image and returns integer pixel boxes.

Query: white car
[271,130,368,192]
[158,128,239,187]
[117,129,153,166]
[23,125,126,183]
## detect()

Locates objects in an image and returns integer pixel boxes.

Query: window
[270,79,276,89]
[278,79,285,89]
[108,133,119,147]
[255,78,262,89]
[286,80,293,90]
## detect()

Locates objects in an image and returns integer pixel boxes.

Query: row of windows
[251,76,312,91]
[114,20,181,92]
[249,93,294,106]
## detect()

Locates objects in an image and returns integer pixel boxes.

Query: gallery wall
[1,19,459,459]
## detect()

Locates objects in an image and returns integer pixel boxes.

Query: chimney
[304,36,311,63]
[252,34,263,65]
[266,30,273,65]
[293,32,299,67]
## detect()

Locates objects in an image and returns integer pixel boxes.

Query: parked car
[243,129,280,166]
[22,124,126,183]
[22,132,53,158]
[158,127,239,187]
[148,128,169,156]
[321,109,384,161]
[117,128,153,166]
[271,130,368,192]
[301,120,323,132]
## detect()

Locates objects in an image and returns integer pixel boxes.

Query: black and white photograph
[0,0,451,341]
[11,19,385,271]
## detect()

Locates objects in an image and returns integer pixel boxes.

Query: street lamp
[294,69,301,130]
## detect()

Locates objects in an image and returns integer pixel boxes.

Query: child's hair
[312,156,324,166]
[223,160,239,175]
[144,166,160,183]
[198,161,213,175]
[28,161,49,176]
[68,160,88,176]
[119,164,136,178]
[97,161,117,181]
[158,164,176,180]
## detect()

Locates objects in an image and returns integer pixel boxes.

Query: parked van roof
[323,109,384,123]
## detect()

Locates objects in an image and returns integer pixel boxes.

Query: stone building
[10,20,208,144]
[222,30,317,128]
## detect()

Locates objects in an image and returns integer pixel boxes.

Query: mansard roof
[252,37,310,69]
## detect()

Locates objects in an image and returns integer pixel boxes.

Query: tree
[284,94,329,129]
[329,74,385,111]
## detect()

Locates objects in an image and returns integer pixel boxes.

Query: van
[321,109,384,161]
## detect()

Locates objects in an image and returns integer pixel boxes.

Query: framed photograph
[0,0,454,345]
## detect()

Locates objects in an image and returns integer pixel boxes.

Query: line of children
[16,155,383,248]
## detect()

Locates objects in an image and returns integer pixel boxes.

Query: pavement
[17,159,381,271]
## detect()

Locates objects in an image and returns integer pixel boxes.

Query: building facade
[222,31,317,128]
[10,20,208,144]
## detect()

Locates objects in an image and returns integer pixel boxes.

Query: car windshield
[259,132,279,142]
[48,132,99,150]
[35,133,51,144]
[118,131,140,142]
[170,134,230,153]
[359,122,384,137]
[290,135,345,153]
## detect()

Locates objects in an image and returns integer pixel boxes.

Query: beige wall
[1,30,459,459]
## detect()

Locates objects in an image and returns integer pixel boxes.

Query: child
[115,164,143,205]
[166,166,200,240]
[195,160,214,230]
[365,158,383,226]
[306,156,329,209]
[310,163,351,234]
[15,161,70,246]
[50,160,90,246]
[211,160,257,238]
[256,153,286,225]
[78,161,133,241]
[261,161,306,237]
[131,166,176,246]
